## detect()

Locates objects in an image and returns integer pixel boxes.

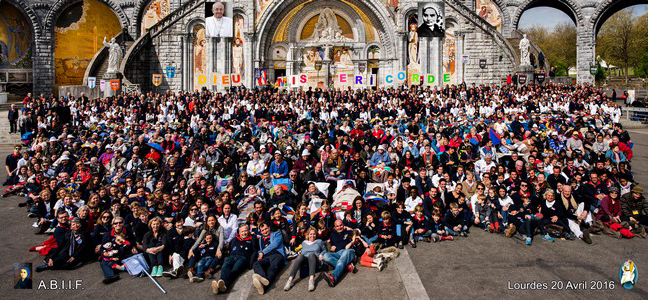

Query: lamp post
[315,60,322,88]
[330,64,337,90]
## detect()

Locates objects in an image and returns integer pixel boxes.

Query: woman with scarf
[36,217,90,272]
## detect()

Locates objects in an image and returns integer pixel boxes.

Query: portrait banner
[417,2,445,38]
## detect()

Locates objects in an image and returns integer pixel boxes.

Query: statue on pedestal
[519,34,530,66]
[103,36,122,76]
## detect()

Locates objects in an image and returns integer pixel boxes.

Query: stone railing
[148,0,205,39]
[120,0,204,85]
[83,31,128,85]
[119,32,149,86]
[0,69,33,84]
[445,0,518,68]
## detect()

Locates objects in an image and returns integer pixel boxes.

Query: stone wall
[5,0,640,94]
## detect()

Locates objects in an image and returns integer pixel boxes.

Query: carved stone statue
[306,8,352,42]
[519,34,530,66]
[103,36,122,75]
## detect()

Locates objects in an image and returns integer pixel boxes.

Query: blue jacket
[269,160,289,178]
[258,231,286,261]
[369,152,391,167]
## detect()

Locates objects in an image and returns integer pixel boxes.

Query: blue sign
[87,77,96,89]
[165,66,176,79]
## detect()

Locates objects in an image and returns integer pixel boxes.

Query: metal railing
[621,107,648,123]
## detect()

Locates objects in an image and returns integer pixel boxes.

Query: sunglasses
[113,221,123,225]
[477,188,484,190]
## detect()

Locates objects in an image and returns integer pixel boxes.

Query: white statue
[103,36,122,75]
[306,8,352,42]
[519,34,530,66]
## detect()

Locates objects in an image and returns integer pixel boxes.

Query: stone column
[286,44,297,80]
[419,36,443,87]
[456,31,465,84]
[211,37,232,91]
[576,24,595,84]
[180,33,190,91]
[33,37,54,96]
[244,32,255,87]
[399,32,408,71]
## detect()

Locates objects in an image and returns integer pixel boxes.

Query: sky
[519,4,648,30]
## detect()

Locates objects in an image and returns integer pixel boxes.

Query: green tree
[524,22,576,76]
[597,9,641,83]
[636,53,648,78]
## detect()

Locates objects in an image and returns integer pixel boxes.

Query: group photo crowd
[5,82,648,295]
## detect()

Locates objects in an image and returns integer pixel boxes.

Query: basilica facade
[0,0,637,95]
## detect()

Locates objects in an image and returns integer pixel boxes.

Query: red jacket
[610,142,633,161]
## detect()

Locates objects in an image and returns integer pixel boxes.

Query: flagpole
[140,267,167,294]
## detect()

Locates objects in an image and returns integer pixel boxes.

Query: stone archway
[44,0,129,35]
[255,0,398,64]
[254,0,398,88]
[0,0,41,96]
[590,0,648,36]
[511,0,582,29]
[2,0,43,40]
[49,0,125,87]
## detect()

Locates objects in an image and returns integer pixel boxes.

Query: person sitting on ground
[212,224,258,294]
[36,217,90,272]
[321,220,358,287]
[252,221,286,295]
[284,226,327,292]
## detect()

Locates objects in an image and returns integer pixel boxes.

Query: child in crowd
[361,212,379,245]
[444,203,468,237]
[429,210,453,241]
[473,195,492,229]
[356,230,386,271]
[410,205,432,244]
[100,233,131,271]
[190,233,217,282]
[377,211,396,247]
[392,201,413,248]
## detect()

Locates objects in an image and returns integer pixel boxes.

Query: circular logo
[619,260,638,290]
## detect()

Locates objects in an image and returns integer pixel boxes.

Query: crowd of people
[5,82,648,295]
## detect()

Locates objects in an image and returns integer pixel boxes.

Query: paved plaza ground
[1,129,647,299]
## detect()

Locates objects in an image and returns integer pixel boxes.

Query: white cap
[61,155,70,160]
[49,137,57,142]
[67,134,74,139]
[378,145,386,151]
[286,146,293,150]
[260,145,266,150]
[302,150,310,156]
